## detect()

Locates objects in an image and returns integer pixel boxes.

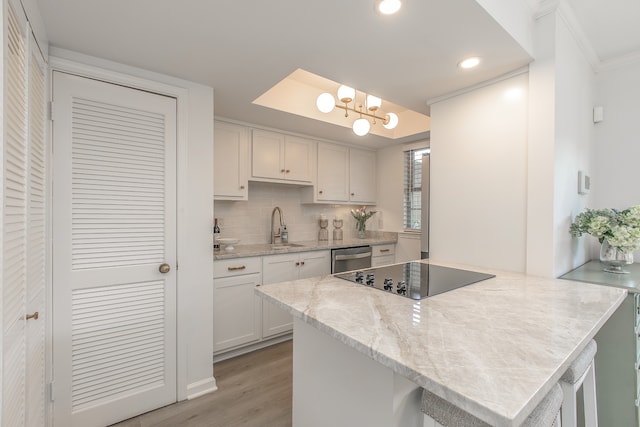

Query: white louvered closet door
[3,2,29,426]
[25,29,47,427]
[52,72,177,427]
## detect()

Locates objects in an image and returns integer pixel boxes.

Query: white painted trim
[529,0,560,19]
[598,50,640,72]
[427,66,529,106]
[556,1,600,71]
[46,51,202,404]
[213,115,379,153]
[186,378,218,400]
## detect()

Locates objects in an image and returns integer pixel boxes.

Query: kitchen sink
[270,243,305,250]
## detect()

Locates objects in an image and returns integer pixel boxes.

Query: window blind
[403,148,429,230]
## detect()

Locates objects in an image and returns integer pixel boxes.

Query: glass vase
[357,222,366,239]
[600,239,633,274]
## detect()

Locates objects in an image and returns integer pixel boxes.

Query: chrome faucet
[271,206,284,244]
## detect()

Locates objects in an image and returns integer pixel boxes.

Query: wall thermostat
[578,171,590,195]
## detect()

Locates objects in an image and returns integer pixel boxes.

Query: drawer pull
[25,312,39,321]
[227,265,246,271]
[379,249,390,253]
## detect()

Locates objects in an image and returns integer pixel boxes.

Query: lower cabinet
[213,250,330,355]
[371,244,396,267]
[262,251,331,338]
[213,257,262,353]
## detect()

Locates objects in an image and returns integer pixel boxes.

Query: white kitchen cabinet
[262,251,330,337]
[306,143,377,204]
[214,121,249,200]
[349,147,377,204]
[372,244,396,267]
[251,129,314,183]
[316,143,350,202]
[213,258,262,353]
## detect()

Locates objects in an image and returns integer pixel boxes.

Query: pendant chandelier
[316,85,399,136]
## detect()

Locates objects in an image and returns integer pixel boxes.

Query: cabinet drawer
[372,244,395,257]
[214,257,261,278]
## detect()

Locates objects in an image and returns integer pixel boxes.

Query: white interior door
[52,71,177,427]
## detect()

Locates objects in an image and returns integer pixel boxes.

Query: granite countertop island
[255,259,626,427]
[214,231,397,260]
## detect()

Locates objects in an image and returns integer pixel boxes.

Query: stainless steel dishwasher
[331,246,372,273]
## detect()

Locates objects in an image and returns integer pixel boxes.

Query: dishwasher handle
[334,251,372,261]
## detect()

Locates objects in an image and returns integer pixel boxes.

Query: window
[403,147,430,231]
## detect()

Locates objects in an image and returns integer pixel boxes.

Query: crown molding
[528,0,560,19]
[426,66,529,106]
[555,0,601,70]
[598,50,640,72]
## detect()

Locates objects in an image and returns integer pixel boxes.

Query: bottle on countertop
[213,218,221,251]
[281,224,288,243]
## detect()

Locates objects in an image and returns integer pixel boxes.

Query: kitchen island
[255,259,626,427]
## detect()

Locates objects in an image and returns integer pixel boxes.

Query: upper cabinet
[306,143,377,205]
[214,121,249,201]
[349,148,376,204]
[251,130,314,184]
[316,143,350,202]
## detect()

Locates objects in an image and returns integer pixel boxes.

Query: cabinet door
[350,148,377,204]
[283,136,313,182]
[213,273,262,352]
[214,121,249,200]
[252,129,284,180]
[299,251,331,278]
[262,254,299,338]
[317,143,349,202]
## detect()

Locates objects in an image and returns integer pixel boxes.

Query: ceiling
[564,0,640,63]
[36,0,638,148]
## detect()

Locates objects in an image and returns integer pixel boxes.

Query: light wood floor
[111,340,293,427]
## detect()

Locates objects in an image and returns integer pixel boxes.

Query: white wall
[526,12,557,277]
[552,14,597,276]
[429,73,529,272]
[214,182,379,244]
[375,140,429,233]
[593,60,640,259]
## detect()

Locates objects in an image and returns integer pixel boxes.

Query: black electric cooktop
[334,262,495,300]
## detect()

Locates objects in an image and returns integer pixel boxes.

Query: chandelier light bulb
[337,85,356,104]
[366,95,382,111]
[316,93,335,113]
[353,118,371,136]
[376,0,402,15]
[383,112,399,130]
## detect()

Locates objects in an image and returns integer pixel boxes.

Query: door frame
[47,53,212,424]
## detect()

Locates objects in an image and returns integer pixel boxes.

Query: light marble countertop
[255,259,627,426]
[214,231,398,260]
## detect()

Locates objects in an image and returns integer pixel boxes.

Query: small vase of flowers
[570,206,640,273]
[351,206,376,239]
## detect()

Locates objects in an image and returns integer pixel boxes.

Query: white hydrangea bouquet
[570,206,640,253]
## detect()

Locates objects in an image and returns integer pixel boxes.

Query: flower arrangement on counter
[351,206,377,236]
[570,205,640,252]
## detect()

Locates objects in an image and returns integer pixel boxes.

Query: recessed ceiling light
[458,57,481,69]
[376,0,402,15]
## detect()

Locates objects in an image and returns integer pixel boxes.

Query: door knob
[159,263,171,273]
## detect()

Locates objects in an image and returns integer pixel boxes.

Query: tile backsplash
[213,182,379,244]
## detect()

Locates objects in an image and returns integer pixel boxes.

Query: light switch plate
[578,171,590,195]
